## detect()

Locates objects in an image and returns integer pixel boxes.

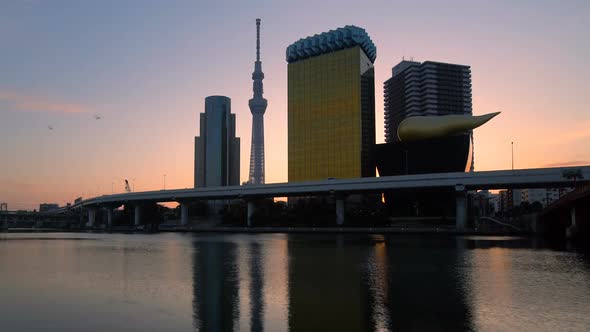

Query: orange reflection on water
[466,246,516,331]
[369,237,391,332]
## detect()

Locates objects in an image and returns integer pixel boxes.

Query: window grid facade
[288,46,375,182]
[383,60,474,170]
[194,96,240,188]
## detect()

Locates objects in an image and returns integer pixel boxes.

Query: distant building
[499,190,513,212]
[194,96,240,188]
[522,188,549,207]
[488,193,500,212]
[513,189,523,207]
[286,25,376,182]
[521,188,572,207]
[39,203,59,212]
[497,188,574,212]
[472,190,496,217]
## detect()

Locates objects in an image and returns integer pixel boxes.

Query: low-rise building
[521,188,573,207]
[39,203,59,212]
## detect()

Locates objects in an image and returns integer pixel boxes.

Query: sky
[1,0,589,210]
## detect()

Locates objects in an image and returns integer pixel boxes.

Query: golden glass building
[287,26,377,182]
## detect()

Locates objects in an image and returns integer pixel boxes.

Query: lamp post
[132,178,136,192]
[111,182,114,194]
[163,174,167,190]
[511,141,514,170]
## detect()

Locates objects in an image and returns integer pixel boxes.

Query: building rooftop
[391,60,471,77]
[286,25,376,63]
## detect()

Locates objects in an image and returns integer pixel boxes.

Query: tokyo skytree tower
[248,18,267,184]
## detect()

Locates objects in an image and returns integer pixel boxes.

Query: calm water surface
[0,232,589,331]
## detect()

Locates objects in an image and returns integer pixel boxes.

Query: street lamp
[132,178,136,192]
[511,141,514,170]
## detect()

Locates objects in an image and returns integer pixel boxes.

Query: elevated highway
[67,166,589,230]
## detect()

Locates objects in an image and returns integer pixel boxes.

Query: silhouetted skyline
[1,0,589,209]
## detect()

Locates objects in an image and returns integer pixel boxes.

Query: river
[0,232,589,331]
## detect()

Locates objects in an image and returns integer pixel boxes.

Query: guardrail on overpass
[62,166,589,230]
[75,166,589,206]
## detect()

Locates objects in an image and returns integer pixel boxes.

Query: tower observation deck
[248,18,268,184]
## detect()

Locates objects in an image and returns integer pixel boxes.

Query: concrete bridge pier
[106,208,113,228]
[566,207,578,239]
[455,185,467,232]
[336,197,345,226]
[180,203,189,226]
[247,201,256,227]
[134,205,141,226]
[87,208,96,228]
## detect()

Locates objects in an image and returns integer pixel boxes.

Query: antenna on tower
[256,18,261,61]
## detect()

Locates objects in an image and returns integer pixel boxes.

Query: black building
[375,135,472,217]
[375,135,472,177]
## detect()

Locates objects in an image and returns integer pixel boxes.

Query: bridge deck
[63,166,590,208]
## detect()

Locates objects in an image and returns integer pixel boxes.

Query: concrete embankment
[2,226,529,236]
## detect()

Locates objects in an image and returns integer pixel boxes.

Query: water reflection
[186,234,590,331]
[290,235,375,331]
[464,237,590,331]
[249,242,264,332]
[1,233,589,331]
[367,239,391,331]
[373,236,472,331]
[192,237,240,331]
[190,235,288,332]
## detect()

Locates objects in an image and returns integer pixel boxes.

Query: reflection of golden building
[287,26,376,182]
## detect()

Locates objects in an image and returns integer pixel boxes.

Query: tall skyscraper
[194,96,240,187]
[384,60,473,142]
[286,25,376,182]
[248,18,267,185]
[383,60,474,169]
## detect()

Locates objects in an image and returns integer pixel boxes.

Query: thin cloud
[0,179,36,190]
[0,91,90,114]
[550,126,590,144]
[544,161,590,167]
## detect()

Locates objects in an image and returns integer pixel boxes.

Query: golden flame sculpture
[397,112,501,141]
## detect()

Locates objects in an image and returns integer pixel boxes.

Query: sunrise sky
[1,0,589,210]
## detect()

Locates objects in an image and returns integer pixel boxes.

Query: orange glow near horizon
[1,1,589,210]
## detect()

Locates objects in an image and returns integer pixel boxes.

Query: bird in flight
[94,114,101,120]
[48,125,53,130]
